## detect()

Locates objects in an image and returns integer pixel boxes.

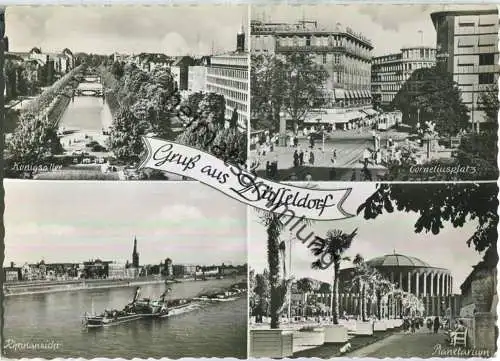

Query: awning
[334,89,345,99]
[356,90,362,98]
[361,108,378,116]
[343,111,364,122]
[363,90,370,98]
[304,112,348,124]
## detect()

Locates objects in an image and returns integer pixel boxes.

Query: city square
[250,4,498,182]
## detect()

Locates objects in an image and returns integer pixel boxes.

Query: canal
[58,95,112,156]
[4,278,247,359]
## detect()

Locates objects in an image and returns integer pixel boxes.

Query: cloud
[156,204,205,222]
[357,5,432,32]
[161,32,191,56]
[11,223,77,237]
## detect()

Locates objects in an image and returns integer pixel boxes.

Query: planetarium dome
[366,253,431,268]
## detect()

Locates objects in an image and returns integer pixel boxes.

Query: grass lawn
[292,329,401,359]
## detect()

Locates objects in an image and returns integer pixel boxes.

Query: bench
[448,328,467,347]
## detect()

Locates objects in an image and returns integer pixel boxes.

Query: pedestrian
[433,316,440,334]
[363,149,371,167]
[294,136,299,148]
[271,157,278,178]
[411,318,416,333]
[309,151,315,166]
[299,149,304,166]
[426,318,433,332]
[305,173,312,181]
[265,161,271,177]
[293,150,299,168]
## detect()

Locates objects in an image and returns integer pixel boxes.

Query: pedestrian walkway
[347,327,450,358]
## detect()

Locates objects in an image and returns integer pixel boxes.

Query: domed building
[335,253,459,318]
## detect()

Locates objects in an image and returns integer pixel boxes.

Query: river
[4,278,247,358]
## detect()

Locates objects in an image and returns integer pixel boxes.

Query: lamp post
[287,233,297,322]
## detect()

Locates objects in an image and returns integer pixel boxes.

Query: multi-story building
[108,262,127,279]
[206,27,249,131]
[251,19,374,128]
[372,47,436,107]
[431,8,499,131]
[188,66,207,92]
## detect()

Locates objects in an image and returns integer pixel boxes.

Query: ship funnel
[132,287,141,303]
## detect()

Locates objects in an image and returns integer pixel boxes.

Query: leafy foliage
[357,183,498,268]
[251,53,328,131]
[479,85,499,123]
[8,113,63,163]
[392,67,469,136]
[310,229,358,324]
[108,108,150,163]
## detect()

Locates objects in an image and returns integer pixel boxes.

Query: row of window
[402,48,436,60]
[225,98,248,113]
[206,84,249,104]
[206,67,248,80]
[206,76,247,91]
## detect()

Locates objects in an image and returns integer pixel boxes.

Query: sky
[248,182,484,293]
[252,4,498,56]
[6,5,248,55]
[4,181,247,266]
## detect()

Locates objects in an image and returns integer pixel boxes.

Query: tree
[392,67,469,136]
[251,54,287,132]
[253,271,270,322]
[282,53,329,132]
[8,113,63,164]
[478,85,499,124]
[357,183,498,269]
[109,107,150,163]
[310,229,358,324]
[318,282,331,295]
[111,61,125,79]
[259,212,294,329]
[251,53,328,133]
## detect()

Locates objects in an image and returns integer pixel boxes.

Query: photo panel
[248,181,497,358]
[249,4,498,182]
[4,4,249,181]
[3,181,248,359]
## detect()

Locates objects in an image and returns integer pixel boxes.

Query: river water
[4,279,247,359]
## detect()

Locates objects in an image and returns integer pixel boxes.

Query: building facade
[206,28,249,131]
[338,253,459,318]
[372,47,436,107]
[188,66,207,92]
[252,20,373,107]
[431,9,499,130]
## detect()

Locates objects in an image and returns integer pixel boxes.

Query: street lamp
[287,232,297,323]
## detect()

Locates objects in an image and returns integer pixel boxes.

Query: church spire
[132,236,139,268]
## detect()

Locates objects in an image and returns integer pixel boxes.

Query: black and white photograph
[3,5,248,180]
[248,182,497,358]
[3,181,248,359]
[250,4,498,182]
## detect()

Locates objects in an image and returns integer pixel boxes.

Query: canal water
[4,279,247,359]
[59,96,111,133]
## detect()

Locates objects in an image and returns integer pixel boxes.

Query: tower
[236,25,245,52]
[132,236,139,268]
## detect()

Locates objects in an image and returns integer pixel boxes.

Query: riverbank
[4,279,167,297]
[4,275,246,297]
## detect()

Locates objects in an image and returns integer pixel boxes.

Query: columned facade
[338,254,455,318]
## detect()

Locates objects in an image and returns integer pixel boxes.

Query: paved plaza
[348,328,451,358]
